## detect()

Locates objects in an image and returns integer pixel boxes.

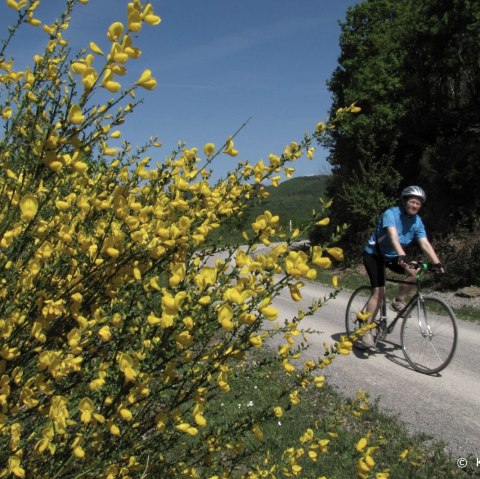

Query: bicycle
[345,262,458,374]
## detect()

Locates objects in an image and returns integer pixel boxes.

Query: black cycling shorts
[363,252,405,288]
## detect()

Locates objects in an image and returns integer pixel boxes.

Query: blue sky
[0,0,359,182]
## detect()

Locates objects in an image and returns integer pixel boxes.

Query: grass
[207,351,479,478]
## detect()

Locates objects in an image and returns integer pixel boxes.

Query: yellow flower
[300,428,314,444]
[169,263,186,288]
[399,449,409,460]
[288,282,304,301]
[260,305,278,321]
[314,375,325,388]
[218,304,234,331]
[162,291,187,315]
[118,353,138,382]
[73,445,85,459]
[339,339,353,355]
[78,397,95,423]
[356,437,368,452]
[271,176,281,187]
[2,107,13,119]
[316,217,330,226]
[282,359,295,373]
[316,122,325,132]
[89,42,104,55]
[198,295,211,305]
[311,246,332,269]
[318,439,330,454]
[258,296,278,321]
[119,408,133,421]
[6,0,24,11]
[249,335,263,348]
[49,396,69,434]
[194,413,207,427]
[308,450,318,462]
[273,406,283,418]
[107,22,124,42]
[128,4,142,31]
[109,422,121,436]
[203,143,215,157]
[68,104,85,125]
[285,251,316,279]
[98,325,112,342]
[106,247,120,259]
[136,69,157,90]
[252,424,264,441]
[8,456,25,479]
[350,102,362,113]
[356,311,371,322]
[223,137,238,157]
[143,4,161,25]
[19,194,38,221]
[327,247,344,261]
[289,390,300,405]
[176,423,198,436]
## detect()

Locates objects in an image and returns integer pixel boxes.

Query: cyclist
[359,185,445,349]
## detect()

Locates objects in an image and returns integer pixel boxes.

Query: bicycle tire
[401,296,458,374]
[345,285,373,335]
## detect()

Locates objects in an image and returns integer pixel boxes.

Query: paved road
[271,280,480,459]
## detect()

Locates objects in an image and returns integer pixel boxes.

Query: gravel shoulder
[427,288,480,312]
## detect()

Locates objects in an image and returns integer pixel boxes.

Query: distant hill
[211,175,331,244]
[254,175,330,227]
[221,175,331,241]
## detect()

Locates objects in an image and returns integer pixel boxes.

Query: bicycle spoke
[401,296,457,374]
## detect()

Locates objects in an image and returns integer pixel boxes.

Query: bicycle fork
[413,297,433,340]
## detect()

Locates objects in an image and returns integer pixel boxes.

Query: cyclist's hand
[397,255,418,269]
[431,263,446,274]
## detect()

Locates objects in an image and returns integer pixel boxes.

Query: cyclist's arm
[417,237,445,272]
[386,226,407,257]
[386,227,419,270]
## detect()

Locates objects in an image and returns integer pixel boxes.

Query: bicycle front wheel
[401,296,458,374]
[345,285,373,335]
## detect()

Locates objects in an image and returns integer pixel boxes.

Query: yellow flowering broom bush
[0,1,365,478]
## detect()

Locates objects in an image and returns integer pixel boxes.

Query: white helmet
[401,185,426,203]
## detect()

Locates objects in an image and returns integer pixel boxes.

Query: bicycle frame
[374,268,427,336]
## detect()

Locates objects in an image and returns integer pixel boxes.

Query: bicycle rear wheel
[345,286,373,335]
[401,296,458,374]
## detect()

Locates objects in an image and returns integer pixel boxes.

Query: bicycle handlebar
[404,260,445,273]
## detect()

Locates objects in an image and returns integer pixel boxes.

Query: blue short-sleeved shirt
[364,206,427,259]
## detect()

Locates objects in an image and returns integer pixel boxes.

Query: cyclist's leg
[386,261,416,305]
[363,252,385,323]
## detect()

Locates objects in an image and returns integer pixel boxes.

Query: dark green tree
[323,0,480,258]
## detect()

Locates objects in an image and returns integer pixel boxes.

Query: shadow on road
[329,332,443,376]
